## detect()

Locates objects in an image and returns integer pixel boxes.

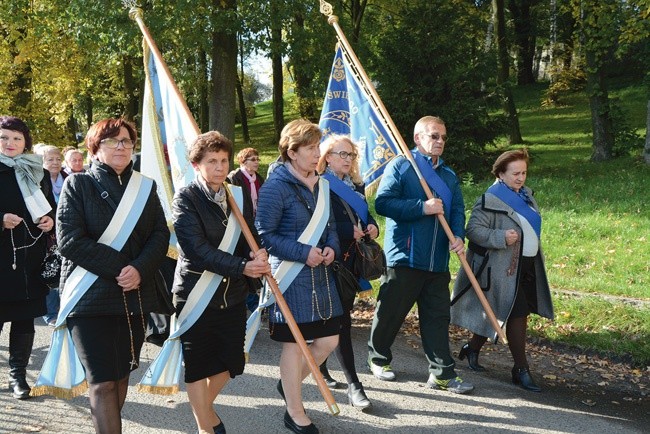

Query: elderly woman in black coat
[0,116,56,400]
[57,118,169,433]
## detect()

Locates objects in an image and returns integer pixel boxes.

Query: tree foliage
[367,0,505,172]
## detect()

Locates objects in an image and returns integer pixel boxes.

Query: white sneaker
[368,361,396,381]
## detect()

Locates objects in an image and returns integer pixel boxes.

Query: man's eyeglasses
[100,138,136,149]
[329,150,358,160]
[245,157,260,162]
[421,132,448,142]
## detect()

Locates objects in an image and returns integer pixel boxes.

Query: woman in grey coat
[451,149,553,392]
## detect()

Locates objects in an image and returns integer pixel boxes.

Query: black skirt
[510,256,538,319]
[67,314,145,384]
[178,301,247,383]
[269,316,341,343]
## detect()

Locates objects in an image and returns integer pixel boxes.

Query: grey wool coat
[450,186,554,341]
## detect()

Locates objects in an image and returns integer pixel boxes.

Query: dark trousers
[368,266,457,380]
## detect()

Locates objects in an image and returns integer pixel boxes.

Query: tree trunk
[85,93,93,129]
[237,34,250,144]
[209,0,238,142]
[585,50,613,161]
[494,0,524,144]
[349,0,368,45]
[509,0,537,85]
[123,56,139,122]
[198,49,210,132]
[290,12,318,121]
[270,1,284,144]
[643,100,650,164]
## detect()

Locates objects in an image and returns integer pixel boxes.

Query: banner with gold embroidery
[319,46,398,192]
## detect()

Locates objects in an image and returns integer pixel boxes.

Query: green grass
[235,82,650,366]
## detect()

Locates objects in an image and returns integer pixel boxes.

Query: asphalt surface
[0,319,647,433]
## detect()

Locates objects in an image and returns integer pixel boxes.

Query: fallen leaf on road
[581,399,596,406]
[24,425,43,432]
[544,374,557,380]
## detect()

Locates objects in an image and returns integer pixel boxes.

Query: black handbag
[40,233,61,288]
[353,236,386,281]
[332,260,361,301]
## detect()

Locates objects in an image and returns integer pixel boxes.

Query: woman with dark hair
[451,149,553,392]
[56,118,169,432]
[0,116,55,399]
[172,131,270,434]
[256,119,342,434]
[227,147,265,312]
[315,134,379,409]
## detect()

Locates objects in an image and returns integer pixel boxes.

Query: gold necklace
[10,222,44,270]
[311,264,333,321]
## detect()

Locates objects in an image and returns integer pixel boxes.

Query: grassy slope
[235,84,650,365]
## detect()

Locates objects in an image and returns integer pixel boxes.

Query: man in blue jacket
[367,115,474,394]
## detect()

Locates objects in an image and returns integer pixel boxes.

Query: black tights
[320,296,359,384]
[469,315,529,368]
[88,376,129,434]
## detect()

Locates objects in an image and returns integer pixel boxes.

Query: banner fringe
[136,383,179,395]
[30,381,88,400]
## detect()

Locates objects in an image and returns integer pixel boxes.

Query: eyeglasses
[100,138,136,149]
[245,157,260,162]
[329,150,358,160]
[421,132,448,142]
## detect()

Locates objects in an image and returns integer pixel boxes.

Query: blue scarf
[412,149,452,211]
[487,180,542,238]
[321,170,369,224]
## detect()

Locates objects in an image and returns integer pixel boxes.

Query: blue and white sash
[487,181,542,238]
[243,178,330,354]
[321,173,369,224]
[137,186,243,395]
[31,172,154,398]
[412,150,452,211]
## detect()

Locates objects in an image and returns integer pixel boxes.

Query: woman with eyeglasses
[227,148,265,312]
[315,134,378,410]
[56,118,169,432]
[0,116,56,399]
[255,119,342,434]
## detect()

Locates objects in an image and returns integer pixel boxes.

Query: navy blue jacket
[255,164,342,324]
[375,150,465,273]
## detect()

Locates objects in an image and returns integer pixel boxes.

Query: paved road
[1,320,647,433]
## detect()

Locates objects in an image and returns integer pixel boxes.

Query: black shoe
[213,420,226,434]
[283,411,318,434]
[9,375,31,400]
[512,366,542,392]
[322,372,339,389]
[347,382,372,410]
[458,343,486,372]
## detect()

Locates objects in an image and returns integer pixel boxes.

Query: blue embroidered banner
[319,47,399,192]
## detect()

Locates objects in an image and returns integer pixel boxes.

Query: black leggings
[0,319,35,335]
[328,295,359,384]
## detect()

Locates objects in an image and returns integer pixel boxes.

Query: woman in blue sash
[172,131,270,434]
[315,135,378,410]
[57,118,169,433]
[256,119,342,434]
[1,116,55,400]
[450,149,553,392]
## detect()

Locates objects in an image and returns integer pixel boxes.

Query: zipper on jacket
[429,218,439,271]
[221,277,231,308]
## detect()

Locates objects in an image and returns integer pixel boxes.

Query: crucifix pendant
[130,359,138,369]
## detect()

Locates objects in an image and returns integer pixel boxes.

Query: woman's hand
[37,215,54,232]
[321,246,335,266]
[243,249,271,278]
[2,213,23,230]
[306,247,324,267]
[365,224,379,240]
[353,225,365,240]
[117,265,142,292]
[505,229,519,246]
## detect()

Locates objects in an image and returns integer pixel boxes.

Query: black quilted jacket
[171,181,251,310]
[56,160,170,316]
